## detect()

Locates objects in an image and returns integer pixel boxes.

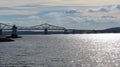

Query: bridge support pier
[72,30,75,34]
[64,29,68,34]
[0,29,2,35]
[44,29,48,34]
[11,25,18,38]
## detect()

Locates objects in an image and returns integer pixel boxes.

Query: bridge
[0,23,12,35]
[30,23,66,34]
[0,23,68,35]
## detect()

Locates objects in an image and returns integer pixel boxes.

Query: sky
[0,0,120,29]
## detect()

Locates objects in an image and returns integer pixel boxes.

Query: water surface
[0,34,120,67]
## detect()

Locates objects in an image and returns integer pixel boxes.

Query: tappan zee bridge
[0,23,74,35]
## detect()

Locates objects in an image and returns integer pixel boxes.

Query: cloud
[97,8,109,12]
[87,7,110,12]
[65,9,82,14]
[87,4,120,13]
[0,0,46,7]
[43,12,64,25]
[116,5,120,9]
[0,4,119,29]
[44,12,61,17]
[28,16,39,19]
[112,4,120,10]
[0,0,119,7]
[0,6,40,15]
[0,10,39,15]
[63,14,120,29]
[101,16,116,19]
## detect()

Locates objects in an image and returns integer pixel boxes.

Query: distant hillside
[104,27,120,30]
[102,27,120,33]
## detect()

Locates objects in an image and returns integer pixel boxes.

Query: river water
[0,34,120,67]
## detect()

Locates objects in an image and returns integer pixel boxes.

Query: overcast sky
[0,0,120,29]
[0,0,120,7]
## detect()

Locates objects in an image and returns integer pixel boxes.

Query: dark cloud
[116,5,120,9]
[88,7,110,12]
[87,4,120,13]
[101,16,116,18]
[99,8,109,12]
[66,9,78,14]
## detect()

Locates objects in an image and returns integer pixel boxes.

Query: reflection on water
[0,34,120,67]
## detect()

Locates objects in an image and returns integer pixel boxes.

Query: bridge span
[0,23,71,35]
[0,23,12,35]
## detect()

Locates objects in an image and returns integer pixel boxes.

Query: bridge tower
[44,29,48,34]
[11,25,18,38]
[0,29,2,35]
